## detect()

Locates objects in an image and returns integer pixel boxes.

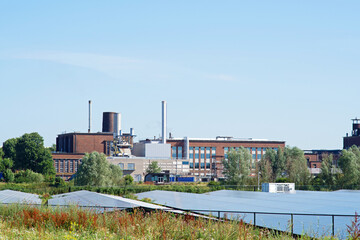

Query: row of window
[118,163,135,170]
[172,146,217,159]
[223,147,278,160]
[54,159,80,173]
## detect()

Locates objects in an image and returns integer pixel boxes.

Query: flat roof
[57,132,113,136]
[167,137,285,143]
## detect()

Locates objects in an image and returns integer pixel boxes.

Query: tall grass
[0,204,298,239]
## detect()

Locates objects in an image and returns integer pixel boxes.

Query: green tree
[318,154,336,186]
[258,155,273,183]
[47,144,56,152]
[284,146,310,185]
[14,169,44,183]
[260,147,286,182]
[3,138,17,160]
[338,145,360,187]
[146,161,162,174]
[259,146,310,185]
[75,151,123,186]
[110,164,123,185]
[0,158,13,172]
[222,147,251,185]
[124,175,134,185]
[14,133,55,176]
[0,148,4,159]
[3,169,14,183]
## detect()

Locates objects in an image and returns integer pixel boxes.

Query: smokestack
[114,113,121,137]
[88,100,92,133]
[162,101,167,144]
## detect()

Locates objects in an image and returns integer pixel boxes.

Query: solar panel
[136,190,360,238]
[0,190,41,205]
[49,190,167,211]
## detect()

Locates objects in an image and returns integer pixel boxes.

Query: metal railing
[178,209,357,237]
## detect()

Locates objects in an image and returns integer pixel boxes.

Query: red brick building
[304,149,341,176]
[343,118,360,149]
[53,132,114,179]
[56,132,114,154]
[52,153,84,179]
[167,137,285,179]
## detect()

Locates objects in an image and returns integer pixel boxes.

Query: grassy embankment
[0,204,316,240]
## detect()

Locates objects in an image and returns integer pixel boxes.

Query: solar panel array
[136,190,360,239]
[0,190,41,204]
[48,190,167,211]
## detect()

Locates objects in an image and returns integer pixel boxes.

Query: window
[224,147,229,159]
[190,153,193,159]
[178,146,183,159]
[201,163,205,169]
[182,161,189,165]
[195,153,199,159]
[190,162,194,168]
[74,161,78,172]
[195,163,199,168]
[127,163,135,170]
[60,160,64,173]
[206,163,210,168]
[54,160,59,173]
[201,153,204,159]
[64,160,68,173]
[205,147,210,158]
[134,174,142,182]
[69,160,73,173]
[119,163,124,170]
[212,147,216,157]
[172,147,177,158]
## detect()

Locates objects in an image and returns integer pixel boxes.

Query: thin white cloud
[207,74,237,82]
[12,51,143,78]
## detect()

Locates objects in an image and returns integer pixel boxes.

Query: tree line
[223,145,360,189]
[0,132,55,183]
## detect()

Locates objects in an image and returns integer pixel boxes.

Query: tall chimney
[88,100,92,133]
[162,101,167,144]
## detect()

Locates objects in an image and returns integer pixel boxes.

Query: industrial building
[343,118,360,149]
[167,137,285,179]
[53,100,287,181]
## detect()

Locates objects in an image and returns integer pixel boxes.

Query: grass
[0,204,304,240]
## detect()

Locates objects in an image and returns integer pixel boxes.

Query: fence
[178,209,357,237]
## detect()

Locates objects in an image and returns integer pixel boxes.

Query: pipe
[162,101,167,144]
[88,100,92,133]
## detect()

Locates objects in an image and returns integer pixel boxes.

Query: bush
[208,181,220,186]
[54,177,66,187]
[14,169,44,183]
[275,177,290,183]
[124,175,134,185]
[3,169,14,183]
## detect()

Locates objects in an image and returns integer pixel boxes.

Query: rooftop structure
[344,118,360,149]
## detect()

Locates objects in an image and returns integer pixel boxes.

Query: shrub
[14,169,44,183]
[54,177,66,187]
[275,177,290,183]
[3,169,14,182]
[208,181,220,186]
[124,175,134,185]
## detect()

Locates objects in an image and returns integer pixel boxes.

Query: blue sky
[0,1,359,149]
